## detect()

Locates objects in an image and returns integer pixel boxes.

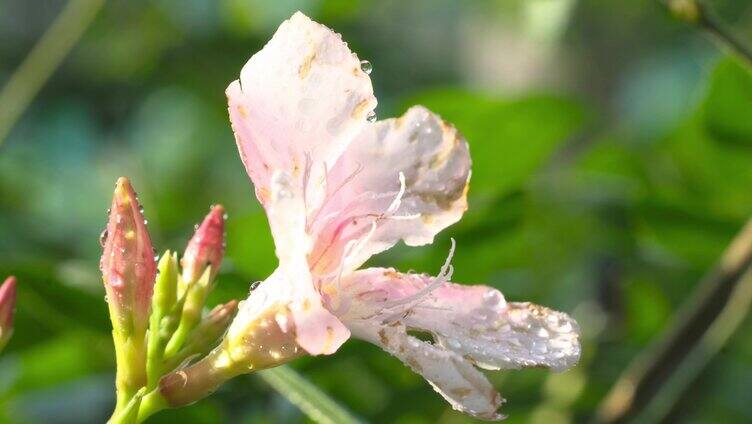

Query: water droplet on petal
[366,111,377,123]
[360,60,372,74]
[194,223,200,231]
[99,229,109,247]
[143,219,148,225]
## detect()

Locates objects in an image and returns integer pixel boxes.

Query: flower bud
[100,177,157,335]
[181,205,226,285]
[162,300,238,372]
[152,251,179,325]
[187,300,238,354]
[0,276,17,352]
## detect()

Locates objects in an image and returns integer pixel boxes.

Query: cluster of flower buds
[0,276,17,353]
[100,178,234,423]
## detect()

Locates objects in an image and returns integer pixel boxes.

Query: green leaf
[403,89,587,196]
[702,56,752,145]
[258,366,363,424]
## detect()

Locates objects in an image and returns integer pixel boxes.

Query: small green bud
[163,300,238,372]
[152,251,179,322]
[164,268,213,357]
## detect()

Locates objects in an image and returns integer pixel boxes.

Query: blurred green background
[2,0,752,422]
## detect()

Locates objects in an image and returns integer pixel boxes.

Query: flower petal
[227,264,350,361]
[252,170,351,356]
[350,321,504,421]
[227,11,376,208]
[339,268,581,373]
[309,106,471,275]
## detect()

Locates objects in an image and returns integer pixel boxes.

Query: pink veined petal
[227,11,376,209]
[308,106,471,276]
[336,268,580,414]
[349,321,504,421]
[227,264,350,361]
[253,170,350,356]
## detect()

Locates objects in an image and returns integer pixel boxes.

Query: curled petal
[341,268,581,372]
[350,322,504,421]
[309,106,471,275]
[227,11,376,208]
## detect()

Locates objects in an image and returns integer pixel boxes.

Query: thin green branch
[258,366,363,424]
[661,0,752,67]
[596,219,752,423]
[0,0,105,146]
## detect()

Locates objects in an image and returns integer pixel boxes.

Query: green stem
[112,331,147,414]
[135,389,168,423]
[661,0,752,67]
[0,0,105,146]
[698,5,752,67]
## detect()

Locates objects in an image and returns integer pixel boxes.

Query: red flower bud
[182,205,226,284]
[100,177,156,334]
[0,276,17,350]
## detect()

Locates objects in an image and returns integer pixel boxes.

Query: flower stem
[0,0,105,146]
[662,0,752,67]
[698,6,752,67]
[112,331,147,414]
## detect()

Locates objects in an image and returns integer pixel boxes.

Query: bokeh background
[2,0,752,422]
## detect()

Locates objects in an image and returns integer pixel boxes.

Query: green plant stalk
[146,252,179,389]
[662,0,752,67]
[108,388,145,424]
[164,268,213,357]
[112,331,147,414]
[0,0,105,145]
[259,366,363,424]
[136,347,242,422]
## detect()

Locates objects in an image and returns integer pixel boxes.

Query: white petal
[309,106,471,275]
[340,268,581,372]
[227,11,376,208]
[349,322,505,421]
[241,171,350,356]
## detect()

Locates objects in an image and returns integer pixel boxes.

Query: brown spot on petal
[237,105,248,118]
[394,115,405,129]
[451,387,472,399]
[322,326,334,352]
[378,329,389,345]
[406,356,423,372]
[299,52,317,78]
[352,99,370,118]
[383,269,400,279]
[302,299,311,311]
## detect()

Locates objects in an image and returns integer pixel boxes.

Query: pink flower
[224,12,580,420]
[0,276,17,350]
[100,177,157,335]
